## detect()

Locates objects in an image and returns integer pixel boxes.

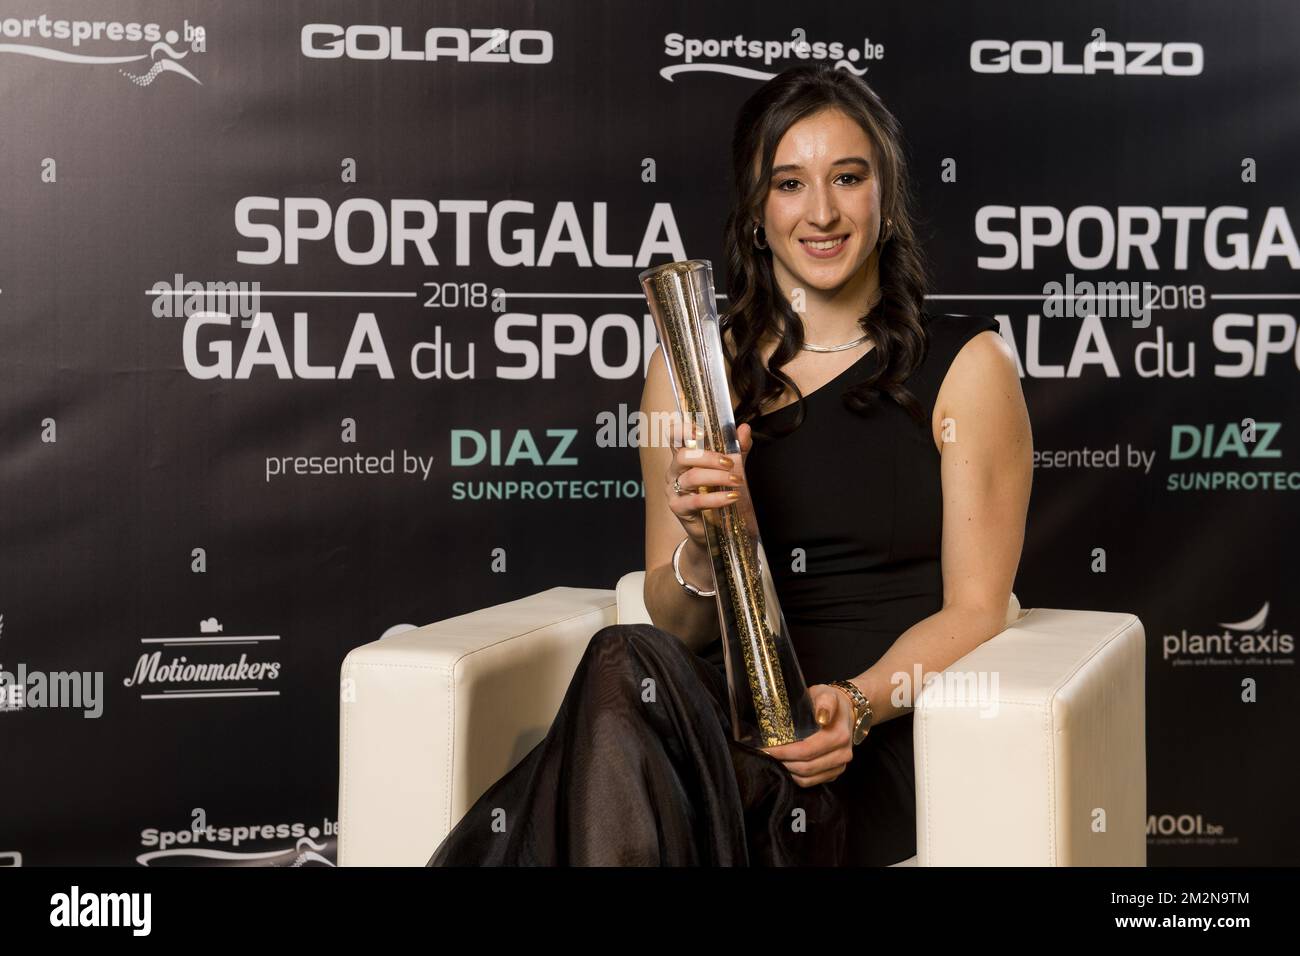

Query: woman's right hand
[665,418,755,551]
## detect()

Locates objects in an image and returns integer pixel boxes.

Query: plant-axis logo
[1162,602,1294,668]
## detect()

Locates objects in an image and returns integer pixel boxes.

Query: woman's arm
[638,344,724,654]
[849,329,1033,725]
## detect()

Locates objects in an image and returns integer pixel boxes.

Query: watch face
[852,715,869,744]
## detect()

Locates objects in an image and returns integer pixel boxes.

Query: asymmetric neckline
[754,344,879,420]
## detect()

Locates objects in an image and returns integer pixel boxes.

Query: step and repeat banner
[0,1,1296,866]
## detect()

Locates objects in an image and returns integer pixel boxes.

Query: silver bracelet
[672,538,717,597]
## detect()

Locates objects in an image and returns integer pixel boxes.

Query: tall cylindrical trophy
[638,259,821,750]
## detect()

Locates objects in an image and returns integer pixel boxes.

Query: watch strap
[829,679,873,744]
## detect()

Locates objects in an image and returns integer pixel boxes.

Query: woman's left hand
[759,684,855,787]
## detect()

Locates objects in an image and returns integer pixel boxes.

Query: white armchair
[337,573,1146,866]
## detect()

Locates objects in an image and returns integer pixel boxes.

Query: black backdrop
[1,0,1296,866]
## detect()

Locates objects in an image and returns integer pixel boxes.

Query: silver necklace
[800,329,873,353]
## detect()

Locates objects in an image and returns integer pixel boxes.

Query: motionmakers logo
[123,618,281,701]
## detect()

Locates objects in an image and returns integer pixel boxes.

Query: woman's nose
[806,183,839,227]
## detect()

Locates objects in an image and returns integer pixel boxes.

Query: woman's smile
[799,233,851,258]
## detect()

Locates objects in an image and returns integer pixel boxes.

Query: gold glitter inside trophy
[639,259,821,749]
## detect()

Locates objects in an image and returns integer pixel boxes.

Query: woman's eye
[776,174,861,191]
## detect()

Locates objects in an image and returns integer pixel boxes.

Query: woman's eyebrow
[770,156,872,177]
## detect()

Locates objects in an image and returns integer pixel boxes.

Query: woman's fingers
[672,440,741,490]
[673,415,752,461]
[737,421,753,457]
[764,737,850,786]
[760,687,853,785]
[783,746,853,786]
[667,488,742,521]
[765,728,846,768]
[666,418,751,510]
[792,768,847,788]
[673,465,741,490]
[667,411,703,450]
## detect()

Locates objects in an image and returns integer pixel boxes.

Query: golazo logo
[970,39,1203,75]
[0,15,206,86]
[301,24,552,63]
[49,886,151,936]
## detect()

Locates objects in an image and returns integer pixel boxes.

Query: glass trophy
[638,259,821,749]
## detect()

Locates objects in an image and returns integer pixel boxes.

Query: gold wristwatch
[828,679,873,745]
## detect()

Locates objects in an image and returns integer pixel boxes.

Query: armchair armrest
[337,586,616,866]
[914,608,1147,866]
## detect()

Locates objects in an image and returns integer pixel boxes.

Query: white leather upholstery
[912,606,1146,865]
[615,570,655,626]
[338,572,1145,867]
[338,587,617,867]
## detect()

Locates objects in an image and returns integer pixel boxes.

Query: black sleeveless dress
[426,312,1001,866]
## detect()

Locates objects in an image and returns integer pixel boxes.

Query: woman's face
[759,107,883,298]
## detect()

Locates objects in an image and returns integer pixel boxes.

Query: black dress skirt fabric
[427,312,1002,867]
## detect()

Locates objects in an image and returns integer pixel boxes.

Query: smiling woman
[427,63,1032,868]
[768,149,878,264]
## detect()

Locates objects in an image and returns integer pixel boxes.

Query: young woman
[428,64,1032,867]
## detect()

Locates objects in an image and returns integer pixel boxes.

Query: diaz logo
[1165,420,1297,493]
[0,14,206,86]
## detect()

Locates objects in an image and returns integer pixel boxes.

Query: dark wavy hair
[721,64,933,437]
